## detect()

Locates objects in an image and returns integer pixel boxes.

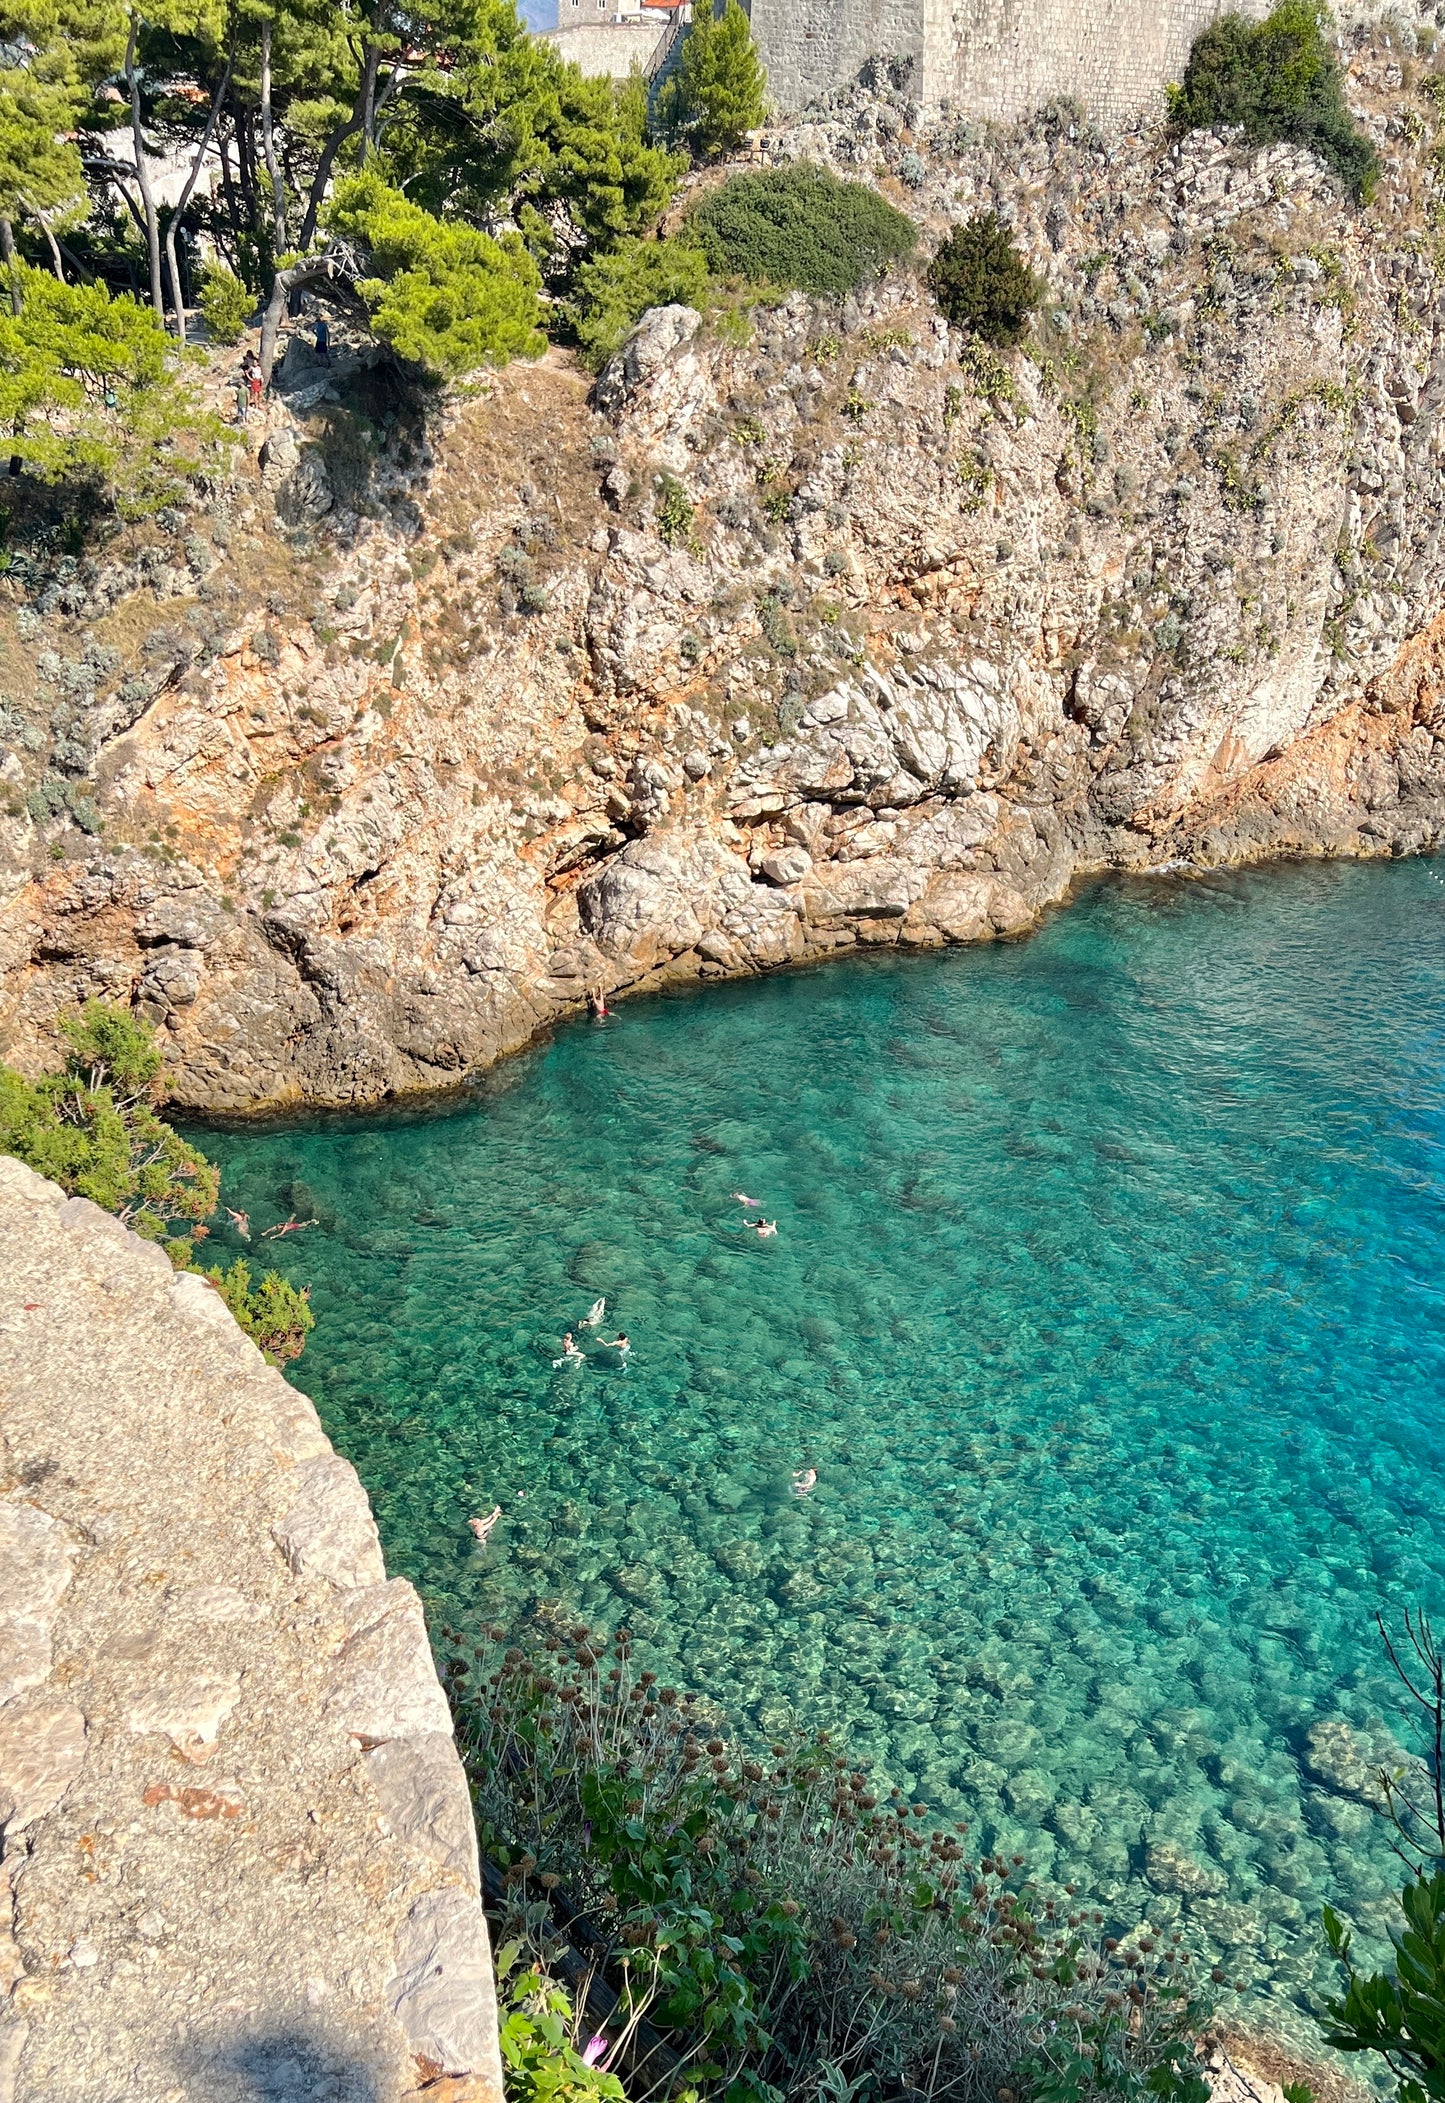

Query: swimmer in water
[603,1333,630,1358]
[791,1469,817,1497]
[754,1219,778,1238]
[226,1207,251,1241]
[589,987,609,1019]
[468,1505,503,1541]
[552,1332,585,1368]
[733,1193,762,1206]
[579,1297,606,1328]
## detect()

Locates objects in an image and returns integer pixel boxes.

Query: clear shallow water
[196,860,1445,2037]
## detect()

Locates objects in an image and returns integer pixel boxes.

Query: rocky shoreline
[0,1155,504,2103]
[4,50,1445,1110]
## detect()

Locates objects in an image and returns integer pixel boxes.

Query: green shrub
[1314,1612,1445,2103]
[568,236,711,369]
[203,1257,315,1365]
[0,1001,218,1254]
[199,263,254,346]
[654,0,767,159]
[1167,2,1379,202]
[496,1944,629,2103]
[928,213,1043,346]
[450,1626,1212,2103]
[327,169,546,378]
[687,162,915,298]
[654,473,696,548]
[0,1000,315,1365]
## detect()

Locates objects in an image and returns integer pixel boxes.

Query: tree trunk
[28,206,66,282]
[259,17,287,256]
[258,253,366,383]
[0,216,21,317]
[162,41,235,341]
[124,18,167,323]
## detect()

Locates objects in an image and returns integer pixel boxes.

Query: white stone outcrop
[0,1154,503,2103]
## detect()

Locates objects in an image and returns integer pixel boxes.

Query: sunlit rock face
[5,56,1445,1109]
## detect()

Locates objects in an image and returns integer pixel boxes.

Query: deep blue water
[195,859,1445,2037]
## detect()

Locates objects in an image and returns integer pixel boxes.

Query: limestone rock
[0,1497,76,1705]
[366,1732,482,1888]
[324,1579,455,1743]
[273,1451,386,1589]
[759,846,812,886]
[125,1670,242,1763]
[387,1887,504,2088]
[0,1157,503,2103]
[0,1700,85,1831]
[593,304,703,415]
[1145,1839,1226,1896]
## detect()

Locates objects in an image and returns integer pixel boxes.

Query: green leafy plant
[568,236,711,370]
[654,0,767,159]
[1167,2,1379,202]
[325,170,546,379]
[496,1943,630,2103]
[0,266,231,517]
[928,213,1043,346]
[0,1001,313,1362]
[687,163,915,298]
[203,1256,315,1365]
[0,1001,218,1255]
[199,263,254,346]
[1317,1612,1445,2103]
[655,473,697,549]
[449,1627,1213,2103]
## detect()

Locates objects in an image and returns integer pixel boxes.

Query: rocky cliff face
[3,43,1444,1109]
[0,1154,503,2103]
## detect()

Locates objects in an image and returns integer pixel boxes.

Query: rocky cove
[4,43,1445,1106]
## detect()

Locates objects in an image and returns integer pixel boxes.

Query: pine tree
[656,0,766,161]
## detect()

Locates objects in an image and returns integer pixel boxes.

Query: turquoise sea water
[196,859,1445,2038]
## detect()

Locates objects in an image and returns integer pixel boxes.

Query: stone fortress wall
[748,0,1440,123]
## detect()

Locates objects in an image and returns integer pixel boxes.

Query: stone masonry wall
[750,0,1437,121]
[0,1154,504,2103]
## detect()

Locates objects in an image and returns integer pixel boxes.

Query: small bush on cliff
[928,213,1044,346]
[448,1622,1212,2103]
[1314,1612,1445,2102]
[1167,3,1379,203]
[687,163,916,298]
[199,264,254,347]
[0,1002,218,1256]
[0,1001,314,1364]
[496,1945,630,2103]
[567,236,712,369]
[204,1257,315,1366]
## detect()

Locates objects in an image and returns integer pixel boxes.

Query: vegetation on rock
[1168,2,1379,202]
[568,236,711,370]
[448,1624,1213,2103]
[0,1001,219,1255]
[1317,1612,1445,2103]
[687,163,915,298]
[0,266,230,516]
[203,1254,315,1365]
[0,1001,313,1363]
[326,169,546,378]
[199,261,255,344]
[927,213,1043,346]
[655,0,768,160]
